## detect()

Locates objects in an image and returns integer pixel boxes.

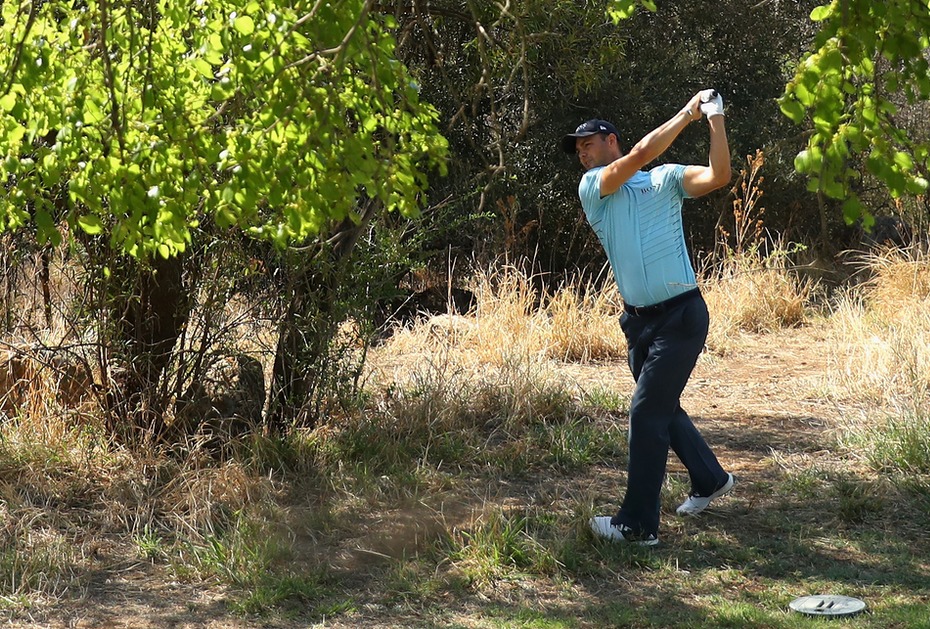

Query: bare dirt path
[13,325,843,629]
[683,324,840,479]
[564,323,841,478]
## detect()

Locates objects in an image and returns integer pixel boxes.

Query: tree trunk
[266,201,380,432]
[266,287,332,432]
[106,254,189,442]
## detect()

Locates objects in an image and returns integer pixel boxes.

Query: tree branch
[2,0,40,96]
[98,0,126,157]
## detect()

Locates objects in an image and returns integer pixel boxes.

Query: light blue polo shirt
[579,164,697,307]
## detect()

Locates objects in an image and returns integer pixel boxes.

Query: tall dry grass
[825,247,930,407]
[824,247,930,476]
[475,264,627,364]
[361,264,628,474]
[0,409,285,611]
[701,247,814,353]
[379,263,627,378]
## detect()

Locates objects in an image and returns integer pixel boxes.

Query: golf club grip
[700,90,718,103]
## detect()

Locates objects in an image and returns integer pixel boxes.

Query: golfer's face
[576,134,611,170]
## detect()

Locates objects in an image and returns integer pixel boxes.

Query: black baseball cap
[561,119,619,154]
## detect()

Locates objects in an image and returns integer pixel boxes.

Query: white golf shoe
[588,516,659,546]
[676,473,735,516]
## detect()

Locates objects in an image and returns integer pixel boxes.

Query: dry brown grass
[700,151,814,353]
[359,264,628,479]
[469,264,626,364]
[809,246,930,482]
[376,264,626,387]
[858,246,930,311]
[374,252,815,391]
[543,277,625,362]
[701,249,814,353]
[0,347,98,425]
[823,247,930,407]
[0,410,283,612]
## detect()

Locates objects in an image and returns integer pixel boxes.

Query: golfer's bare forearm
[629,109,695,167]
[601,109,694,195]
[682,116,731,197]
[707,116,731,187]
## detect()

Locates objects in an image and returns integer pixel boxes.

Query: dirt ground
[12,324,846,629]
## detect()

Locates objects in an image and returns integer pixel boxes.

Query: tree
[0,0,447,439]
[383,0,633,277]
[607,0,930,241]
[384,0,822,279]
[779,0,930,226]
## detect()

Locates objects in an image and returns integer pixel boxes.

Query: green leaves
[810,3,835,22]
[77,215,104,235]
[779,97,806,124]
[233,15,255,35]
[0,93,16,113]
[781,0,930,221]
[607,0,657,22]
[0,0,447,258]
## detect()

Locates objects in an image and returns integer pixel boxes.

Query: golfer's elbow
[683,163,731,198]
[705,150,732,190]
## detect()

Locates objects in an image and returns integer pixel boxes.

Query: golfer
[562,90,734,546]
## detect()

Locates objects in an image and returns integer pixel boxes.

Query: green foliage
[582,386,629,414]
[532,417,626,471]
[0,0,447,258]
[0,533,73,608]
[230,572,351,618]
[780,1,930,222]
[607,0,657,21]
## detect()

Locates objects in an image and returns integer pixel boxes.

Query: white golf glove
[699,89,724,118]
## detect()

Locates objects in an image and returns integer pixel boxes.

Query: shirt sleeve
[578,168,605,216]
[661,164,690,199]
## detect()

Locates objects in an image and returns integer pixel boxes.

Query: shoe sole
[677,473,735,516]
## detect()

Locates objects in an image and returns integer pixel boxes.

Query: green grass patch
[531,417,627,471]
[446,508,564,588]
[229,571,352,618]
[863,412,930,475]
[582,386,629,415]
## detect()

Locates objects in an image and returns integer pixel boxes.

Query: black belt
[624,288,700,317]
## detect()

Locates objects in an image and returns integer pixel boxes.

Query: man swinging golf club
[562,89,734,546]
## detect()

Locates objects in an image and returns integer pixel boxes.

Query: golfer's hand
[700,89,724,118]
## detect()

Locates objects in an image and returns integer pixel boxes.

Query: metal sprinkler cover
[788,594,867,618]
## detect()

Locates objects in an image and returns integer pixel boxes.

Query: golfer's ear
[609,134,622,153]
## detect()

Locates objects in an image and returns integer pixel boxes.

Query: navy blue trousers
[611,292,728,535]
